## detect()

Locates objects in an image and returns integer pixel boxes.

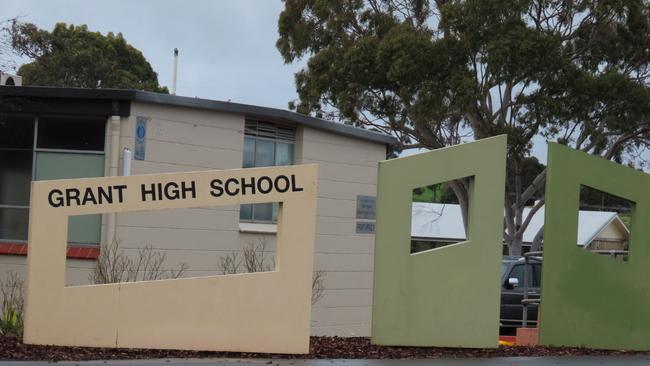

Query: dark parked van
[500,256,541,335]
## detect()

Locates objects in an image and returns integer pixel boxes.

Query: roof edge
[0,86,397,146]
[131,90,397,145]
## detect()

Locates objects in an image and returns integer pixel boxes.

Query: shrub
[217,237,326,305]
[0,271,24,336]
[91,239,188,284]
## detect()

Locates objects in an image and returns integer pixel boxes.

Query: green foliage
[277,0,649,156]
[0,305,23,336]
[9,22,168,92]
[278,0,650,255]
[0,272,24,336]
[411,240,456,253]
[412,182,458,203]
[412,185,441,203]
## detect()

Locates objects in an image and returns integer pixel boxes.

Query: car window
[501,263,509,278]
[507,264,534,288]
[532,263,542,287]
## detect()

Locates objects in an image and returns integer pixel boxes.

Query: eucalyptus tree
[277,0,650,255]
[8,22,168,92]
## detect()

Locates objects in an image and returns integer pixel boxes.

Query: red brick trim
[0,242,99,260]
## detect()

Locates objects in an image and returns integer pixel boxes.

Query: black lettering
[165,182,180,200]
[257,176,273,194]
[66,188,81,206]
[241,177,255,195]
[141,183,157,201]
[225,178,240,196]
[210,179,224,197]
[113,185,127,203]
[48,189,64,207]
[274,175,290,193]
[291,174,304,192]
[97,186,113,204]
[181,181,196,199]
[81,188,98,205]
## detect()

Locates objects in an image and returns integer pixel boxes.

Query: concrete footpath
[3,357,650,366]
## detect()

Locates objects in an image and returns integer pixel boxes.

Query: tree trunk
[530,226,544,252]
[508,237,523,256]
[448,178,470,237]
[505,168,547,256]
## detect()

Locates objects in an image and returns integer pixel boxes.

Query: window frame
[0,114,37,242]
[240,120,296,224]
[0,115,106,244]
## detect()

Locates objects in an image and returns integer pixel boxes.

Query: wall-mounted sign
[356,221,376,234]
[134,116,147,161]
[356,195,376,220]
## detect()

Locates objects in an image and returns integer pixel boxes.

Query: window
[37,117,105,151]
[0,115,34,241]
[507,264,539,287]
[0,115,106,244]
[240,120,296,223]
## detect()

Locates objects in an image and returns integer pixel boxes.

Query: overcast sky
[3,0,302,109]
[3,0,556,161]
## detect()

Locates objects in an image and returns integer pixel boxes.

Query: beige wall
[0,101,387,337]
[593,219,628,241]
[0,256,96,287]
[112,102,246,280]
[587,219,629,251]
[301,127,383,336]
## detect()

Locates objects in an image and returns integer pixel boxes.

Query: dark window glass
[501,263,509,278]
[253,203,274,222]
[37,117,105,151]
[275,142,294,166]
[243,137,255,168]
[0,150,32,206]
[532,263,542,287]
[240,122,295,223]
[0,207,29,241]
[0,115,34,148]
[254,139,275,167]
[240,203,253,221]
[508,264,534,287]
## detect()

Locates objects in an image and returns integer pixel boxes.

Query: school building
[0,86,396,336]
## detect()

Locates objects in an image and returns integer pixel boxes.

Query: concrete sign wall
[371,135,506,348]
[540,143,650,350]
[23,165,318,354]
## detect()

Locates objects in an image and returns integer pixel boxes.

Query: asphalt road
[3,357,650,366]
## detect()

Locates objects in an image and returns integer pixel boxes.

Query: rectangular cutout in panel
[411,177,472,254]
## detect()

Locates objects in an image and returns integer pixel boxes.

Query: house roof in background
[411,202,628,246]
[0,86,398,146]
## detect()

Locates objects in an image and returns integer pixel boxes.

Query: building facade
[0,86,396,336]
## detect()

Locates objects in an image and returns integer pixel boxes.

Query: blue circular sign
[136,125,146,139]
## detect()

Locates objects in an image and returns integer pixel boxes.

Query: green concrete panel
[540,143,650,350]
[371,135,507,348]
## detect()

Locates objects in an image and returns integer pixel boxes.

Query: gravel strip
[1,336,648,361]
